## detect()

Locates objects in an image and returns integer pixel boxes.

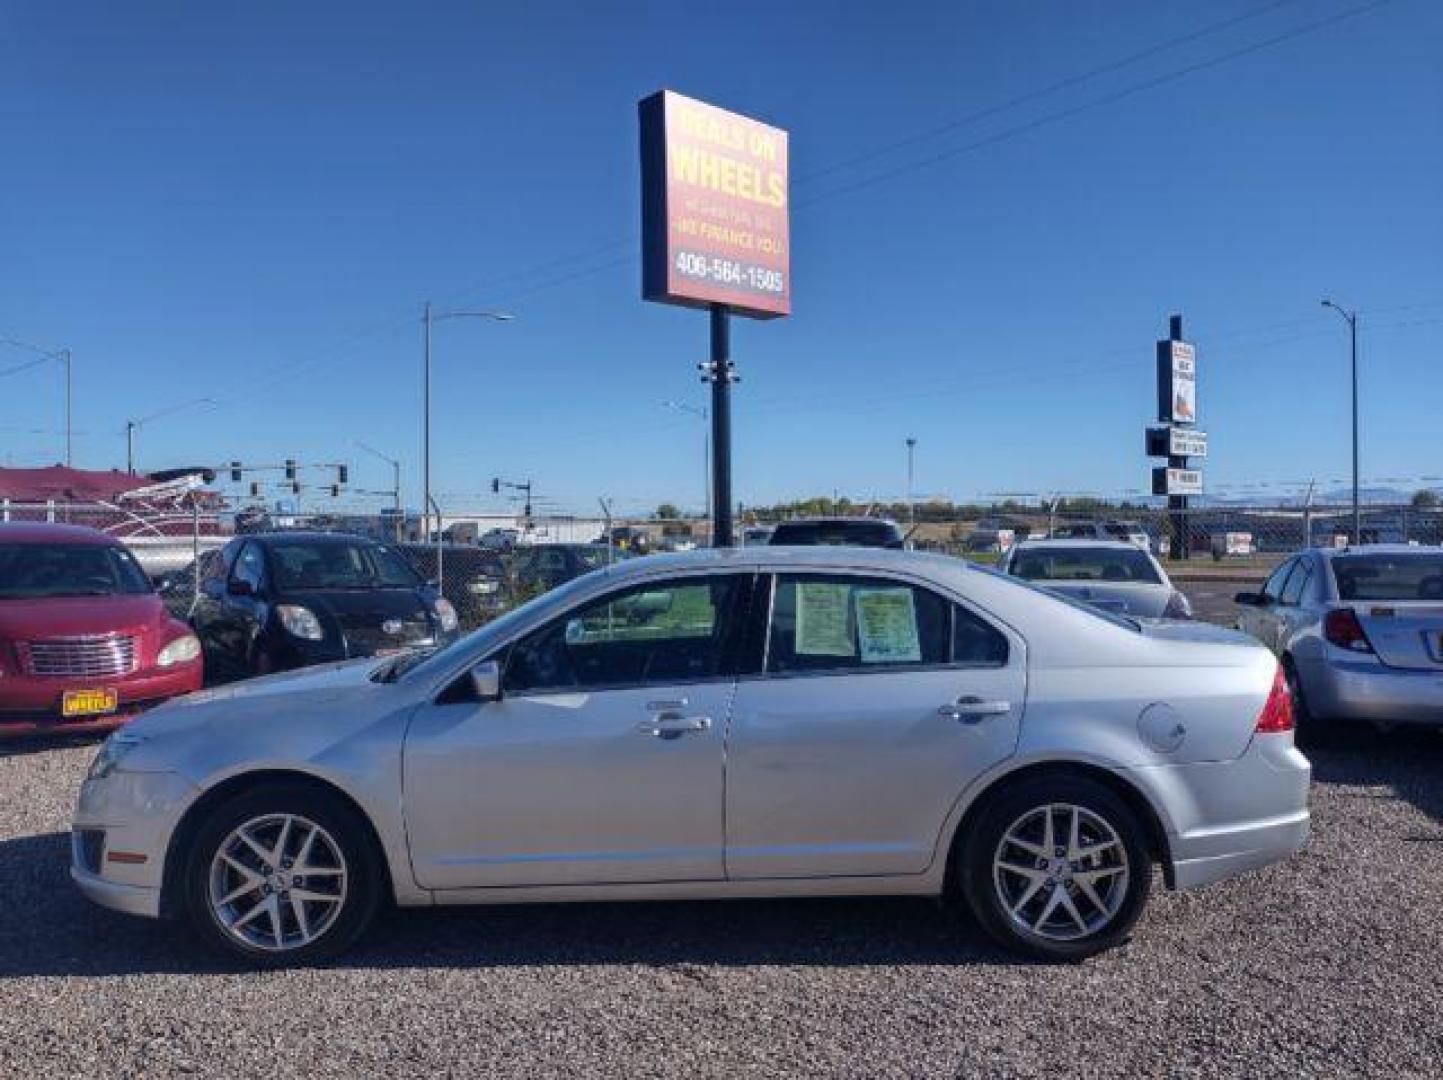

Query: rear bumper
[1126,733,1311,890]
[1298,657,1443,726]
[0,663,202,739]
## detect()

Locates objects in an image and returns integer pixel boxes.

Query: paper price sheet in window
[853,587,921,664]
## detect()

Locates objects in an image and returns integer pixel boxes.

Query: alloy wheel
[207,813,348,952]
[992,802,1130,942]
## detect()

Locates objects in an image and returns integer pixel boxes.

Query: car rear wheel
[182,784,381,964]
[959,775,1151,962]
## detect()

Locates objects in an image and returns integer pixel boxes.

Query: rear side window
[1261,559,1296,602]
[1333,554,1443,601]
[766,575,952,674]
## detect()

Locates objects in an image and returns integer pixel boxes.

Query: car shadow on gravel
[0,733,108,760]
[1305,725,1443,829]
[0,831,1021,978]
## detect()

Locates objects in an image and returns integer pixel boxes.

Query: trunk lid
[1349,603,1443,671]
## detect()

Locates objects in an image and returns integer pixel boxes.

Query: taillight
[1255,665,1294,733]
[1323,608,1374,653]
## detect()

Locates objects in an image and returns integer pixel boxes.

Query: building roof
[0,465,154,503]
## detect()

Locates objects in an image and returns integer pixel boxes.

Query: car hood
[0,593,166,639]
[280,588,429,621]
[118,656,405,779]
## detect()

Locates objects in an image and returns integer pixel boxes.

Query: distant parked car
[190,532,460,678]
[478,527,522,551]
[508,543,619,593]
[0,523,202,738]
[1000,539,1192,619]
[769,517,904,548]
[396,543,510,630]
[1233,544,1443,732]
[1051,520,1152,549]
[73,545,1307,964]
[965,518,1030,553]
[600,526,652,554]
[741,525,774,546]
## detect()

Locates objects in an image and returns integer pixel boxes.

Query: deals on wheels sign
[639,90,790,319]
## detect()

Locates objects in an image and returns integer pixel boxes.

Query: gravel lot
[2,585,1440,1078]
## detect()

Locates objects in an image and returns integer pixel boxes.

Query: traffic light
[285,459,297,481]
[249,481,261,497]
[291,481,301,495]
[336,464,348,485]
[329,485,340,497]
[230,461,242,482]
[491,477,500,494]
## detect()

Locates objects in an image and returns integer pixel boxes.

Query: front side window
[0,543,152,599]
[766,574,951,674]
[1009,547,1161,585]
[269,541,420,590]
[1280,560,1312,605]
[1261,559,1296,603]
[504,575,744,694]
[233,543,266,591]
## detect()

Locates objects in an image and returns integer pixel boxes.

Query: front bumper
[1299,656,1443,726]
[70,768,196,920]
[1127,732,1311,890]
[0,661,203,739]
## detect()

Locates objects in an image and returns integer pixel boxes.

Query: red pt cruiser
[0,523,203,738]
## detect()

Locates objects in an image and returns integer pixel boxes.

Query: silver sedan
[999,539,1192,619]
[72,546,1308,964]
[1234,544,1443,731]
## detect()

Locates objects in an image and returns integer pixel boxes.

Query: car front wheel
[182,784,382,964]
[960,775,1151,962]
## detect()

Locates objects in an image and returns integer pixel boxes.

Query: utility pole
[1322,299,1361,543]
[61,349,72,467]
[125,420,136,475]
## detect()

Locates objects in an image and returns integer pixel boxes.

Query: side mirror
[1233,591,1264,606]
[469,659,502,701]
[227,579,254,597]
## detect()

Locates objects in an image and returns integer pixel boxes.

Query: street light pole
[905,437,916,525]
[355,441,403,540]
[62,349,72,467]
[126,420,135,475]
[125,397,215,476]
[1322,299,1361,543]
[420,301,513,543]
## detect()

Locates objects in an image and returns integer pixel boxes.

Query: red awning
[0,466,156,503]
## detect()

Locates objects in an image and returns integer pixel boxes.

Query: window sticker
[794,583,854,656]
[855,587,921,664]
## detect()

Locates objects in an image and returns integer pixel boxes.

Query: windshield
[1010,546,1161,584]
[270,541,421,590]
[0,543,153,599]
[1333,554,1443,601]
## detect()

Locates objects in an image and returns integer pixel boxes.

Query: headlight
[276,604,325,641]
[467,579,500,596]
[87,734,146,781]
[434,597,459,633]
[156,633,201,667]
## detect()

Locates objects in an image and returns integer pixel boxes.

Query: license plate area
[62,689,119,718]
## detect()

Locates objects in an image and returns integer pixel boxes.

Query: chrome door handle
[938,697,1012,723]
[637,715,713,739]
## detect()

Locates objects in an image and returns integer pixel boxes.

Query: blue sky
[3,0,1439,516]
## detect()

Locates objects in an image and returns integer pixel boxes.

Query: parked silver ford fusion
[1234,544,1443,730]
[999,539,1192,619]
[72,546,1307,965]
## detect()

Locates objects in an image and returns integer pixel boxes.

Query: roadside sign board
[1146,426,1208,458]
[639,90,790,319]
[1152,467,1204,496]
[1156,340,1197,424]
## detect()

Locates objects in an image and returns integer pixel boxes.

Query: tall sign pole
[640,90,790,548]
[707,306,735,546]
[1146,314,1205,559]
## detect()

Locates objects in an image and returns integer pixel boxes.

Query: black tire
[957,774,1152,962]
[1283,658,1323,748]
[182,783,383,965]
